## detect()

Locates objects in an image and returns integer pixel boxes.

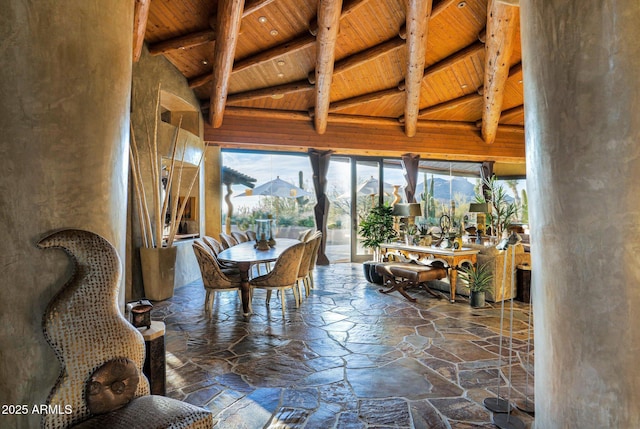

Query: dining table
[217,238,300,315]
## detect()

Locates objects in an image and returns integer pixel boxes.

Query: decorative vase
[469,290,485,308]
[140,246,177,301]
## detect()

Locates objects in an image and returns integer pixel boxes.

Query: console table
[379,243,479,302]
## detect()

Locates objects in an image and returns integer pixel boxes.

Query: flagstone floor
[152,263,535,429]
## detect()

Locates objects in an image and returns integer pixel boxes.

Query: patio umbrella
[236,176,311,198]
[339,176,395,199]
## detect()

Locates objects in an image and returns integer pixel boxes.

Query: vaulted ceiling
[134,0,525,172]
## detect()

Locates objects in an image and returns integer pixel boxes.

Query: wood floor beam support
[481,0,519,144]
[314,0,343,134]
[209,0,245,128]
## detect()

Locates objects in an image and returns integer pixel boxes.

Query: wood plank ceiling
[137,0,525,165]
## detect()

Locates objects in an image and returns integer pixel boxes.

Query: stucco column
[520,1,640,427]
[0,1,132,427]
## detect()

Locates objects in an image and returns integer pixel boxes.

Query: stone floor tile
[156,263,534,428]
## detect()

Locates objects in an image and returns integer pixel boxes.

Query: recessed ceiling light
[276,60,286,66]
[271,94,284,100]
[458,1,466,8]
[258,16,267,24]
[461,84,468,89]
[270,29,279,36]
[277,72,285,78]
[202,60,208,65]
[519,79,523,84]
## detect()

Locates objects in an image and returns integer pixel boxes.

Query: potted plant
[358,204,397,283]
[476,175,518,239]
[458,262,493,308]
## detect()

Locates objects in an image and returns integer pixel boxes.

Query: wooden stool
[381,264,448,302]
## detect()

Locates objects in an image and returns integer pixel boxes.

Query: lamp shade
[392,204,410,216]
[468,202,489,213]
[407,203,422,216]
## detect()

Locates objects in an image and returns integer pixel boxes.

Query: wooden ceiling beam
[329,88,402,113]
[334,36,405,75]
[148,0,273,58]
[309,0,372,36]
[404,0,433,137]
[149,30,217,56]
[204,110,525,163]
[189,32,315,88]
[314,0,343,134]
[417,93,482,117]
[233,33,316,74]
[209,0,245,128]
[481,0,519,144]
[399,0,460,39]
[330,39,483,113]
[243,0,276,15]
[226,80,314,104]
[133,0,151,62]
[499,104,524,122]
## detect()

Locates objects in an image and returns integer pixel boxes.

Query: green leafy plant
[458,262,493,293]
[476,175,518,238]
[358,204,397,261]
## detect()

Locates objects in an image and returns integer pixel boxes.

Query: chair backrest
[297,239,315,277]
[232,231,249,243]
[192,243,240,290]
[257,242,305,287]
[246,230,257,241]
[297,228,315,241]
[219,232,238,249]
[202,236,224,255]
[37,229,150,429]
[308,232,323,270]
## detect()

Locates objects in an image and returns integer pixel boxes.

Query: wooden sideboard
[379,243,479,302]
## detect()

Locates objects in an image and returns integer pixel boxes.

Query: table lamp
[468,202,489,235]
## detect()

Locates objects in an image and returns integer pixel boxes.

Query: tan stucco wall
[0,1,132,427]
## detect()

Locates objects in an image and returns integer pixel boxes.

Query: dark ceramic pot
[363,261,383,284]
[470,290,486,308]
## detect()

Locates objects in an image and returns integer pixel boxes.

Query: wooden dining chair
[199,237,237,270]
[296,239,316,299]
[306,231,323,290]
[232,231,249,243]
[246,230,257,241]
[249,242,305,317]
[219,232,238,249]
[192,243,243,312]
[202,236,225,255]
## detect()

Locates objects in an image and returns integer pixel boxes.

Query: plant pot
[140,246,177,301]
[469,290,486,308]
[363,261,383,284]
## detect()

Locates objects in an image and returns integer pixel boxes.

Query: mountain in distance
[416,177,478,203]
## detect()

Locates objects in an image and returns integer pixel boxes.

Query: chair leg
[292,284,300,307]
[309,271,315,289]
[266,289,272,305]
[304,276,311,296]
[205,289,214,311]
[280,288,286,317]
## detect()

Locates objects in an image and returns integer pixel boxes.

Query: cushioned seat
[71,395,212,429]
[376,262,447,302]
